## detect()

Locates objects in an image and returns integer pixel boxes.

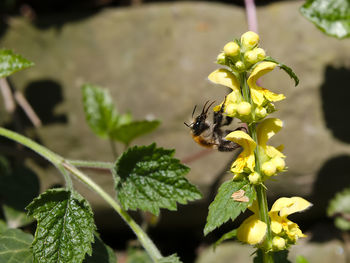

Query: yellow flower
[247,62,286,106]
[208,68,244,116]
[269,197,312,242]
[225,131,256,173]
[236,197,311,246]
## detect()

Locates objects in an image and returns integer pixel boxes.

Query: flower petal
[208,69,240,92]
[270,197,312,217]
[226,131,256,173]
[257,118,283,147]
[247,62,285,105]
[237,215,267,245]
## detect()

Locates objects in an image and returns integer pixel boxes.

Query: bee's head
[184,101,214,136]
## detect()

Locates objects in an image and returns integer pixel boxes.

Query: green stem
[0,127,163,262]
[68,159,114,170]
[109,136,118,158]
[240,74,273,262]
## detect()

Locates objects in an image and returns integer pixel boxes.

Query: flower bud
[271,157,285,172]
[241,31,259,50]
[225,103,237,116]
[255,48,266,60]
[217,52,226,65]
[223,41,240,57]
[255,106,267,119]
[234,60,245,71]
[244,50,258,64]
[237,102,251,116]
[249,172,261,184]
[272,236,286,250]
[261,161,276,176]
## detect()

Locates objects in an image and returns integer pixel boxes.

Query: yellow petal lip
[270,197,312,217]
[257,118,283,147]
[208,69,240,91]
[237,215,267,245]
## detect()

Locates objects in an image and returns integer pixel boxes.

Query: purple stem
[244,0,258,33]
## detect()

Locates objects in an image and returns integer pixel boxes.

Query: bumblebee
[184,100,243,152]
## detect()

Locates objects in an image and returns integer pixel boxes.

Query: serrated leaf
[263,57,299,86]
[82,84,119,138]
[157,254,182,263]
[3,205,34,228]
[300,0,350,39]
[83,234,116,263]
[204,180,255,235]
[328,187,350,230]
[0,49,34,78]
[0,228,33,263]
[26,188,96,263]
[213,229,237,250]
[110,120,160,145]
[113,143,202,216]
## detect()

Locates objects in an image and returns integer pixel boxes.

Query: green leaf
[82,84,119,138]
[0,220,8,234]
[83,234,116,263]
[26,188,96,263]
[263,57,299,87]
[204,180,255,235]
[328,187,350,230]
[296,255,310,263]
[213,229,237,250]
[0,165,40,211]
[0,228,33,263]
[300,0,350,39]
[3,205,34,228]
[110,120,161,145]
[0,49,34,78]
[126,249,152,263]
[157,254,182,263]
[113,143,202,216]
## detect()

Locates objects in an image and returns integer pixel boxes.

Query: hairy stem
[0,127,163,262]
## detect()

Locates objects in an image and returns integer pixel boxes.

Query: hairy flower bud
[241,31,259,50]
[217,52,226,65]
[237,102,251,116]
[262,161,276,176]
[234,60,245,71]
[249,172,261,184]
[271,157,285,172]
[225,103,237,116]
[255,106,267,119]
[272,236,286,250]
[223,41,240,57]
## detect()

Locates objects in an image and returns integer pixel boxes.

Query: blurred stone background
[1,0,350,262]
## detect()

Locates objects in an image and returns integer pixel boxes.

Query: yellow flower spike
[247,61,286,106]
[257,118,286,159]
[226,131,256,173]
[237,215,267,245]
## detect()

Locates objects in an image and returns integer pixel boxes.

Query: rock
[1,1,350,230]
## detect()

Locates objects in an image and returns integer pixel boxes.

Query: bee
[184,99,244,152]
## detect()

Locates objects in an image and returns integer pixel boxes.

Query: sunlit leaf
[0,49,34,78]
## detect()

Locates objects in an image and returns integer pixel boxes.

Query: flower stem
[0,127,163,262]
[240,74,273,262]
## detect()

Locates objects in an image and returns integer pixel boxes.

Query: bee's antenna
[191,105,197,118]
[184,121,191,127]
[204,101,216,114]
[201,101,210,114]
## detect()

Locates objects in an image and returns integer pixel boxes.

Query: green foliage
[253,250,291,263]
[126,249,152,263]
[204,180,255,235]
[0,220,7,234]
[82,84,119,138]
[0,228,33,263]
[110,120,160,145]
[213,229,237,250]
[82,84,160,146]
[263,57,299,86]
[295,255,309,263]
[0,49,34,78]
[26,189,96,263]
[83,234,117,263]
[157,254,182,263]
[327,187,350,230]
[300,0,350,39]
[113,143,202,216]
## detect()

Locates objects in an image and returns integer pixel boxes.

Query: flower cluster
[208,31,311,251]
